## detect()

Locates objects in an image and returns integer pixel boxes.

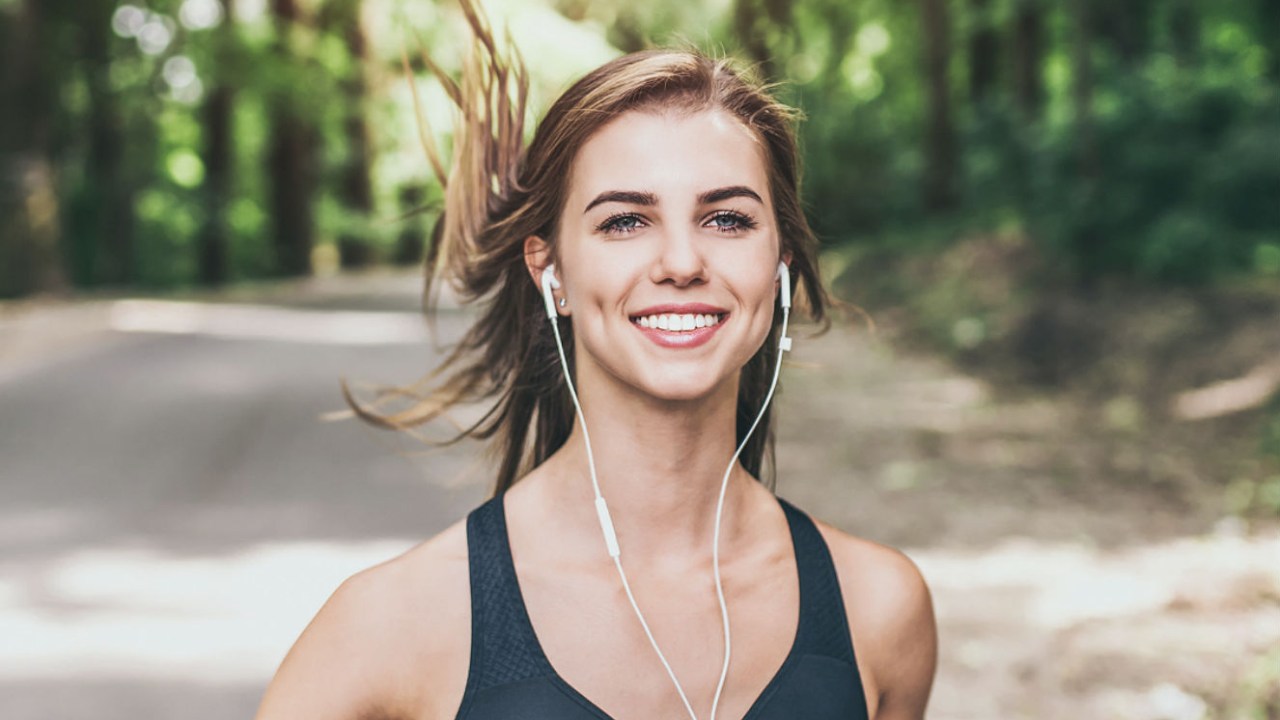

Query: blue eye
[595,210,759,236]
[597,213,645,235]
[708,210,758,234]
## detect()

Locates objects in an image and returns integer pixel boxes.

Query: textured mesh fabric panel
[777,498,860,667]
[464,497,556,694]
[749,655,867,717]
[464,678,609,719]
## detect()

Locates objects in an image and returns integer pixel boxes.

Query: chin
[633,366,732,404]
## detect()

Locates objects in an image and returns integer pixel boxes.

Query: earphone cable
[709,305,790,719]
[548,311,701,720]
[545,289,790,720]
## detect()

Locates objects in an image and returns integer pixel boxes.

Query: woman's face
[541,108,786,404]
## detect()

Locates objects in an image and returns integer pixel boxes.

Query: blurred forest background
[3,0,1279,509]
[4,0,1280,291]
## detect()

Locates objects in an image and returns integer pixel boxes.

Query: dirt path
[777,319,1280,719]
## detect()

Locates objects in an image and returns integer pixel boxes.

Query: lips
[633,311,725,331]
[628,304,729,349]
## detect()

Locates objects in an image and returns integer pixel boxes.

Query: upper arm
[862,549,937,719]
[253,567,404,720]
[820,525,938,720]
[252,527,472,720]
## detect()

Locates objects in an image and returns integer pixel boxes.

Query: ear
[523,234,551,287]
[777,249,793,285]
[524,235,569,316]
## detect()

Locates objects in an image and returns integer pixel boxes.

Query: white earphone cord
[545,272,791,720]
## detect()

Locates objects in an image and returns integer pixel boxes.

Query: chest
[514,555,799,720]
[446,498,874,720]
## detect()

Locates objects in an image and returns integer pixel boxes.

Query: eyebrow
[582,185,763,214]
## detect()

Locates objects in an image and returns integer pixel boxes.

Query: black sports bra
[455,493,870,719]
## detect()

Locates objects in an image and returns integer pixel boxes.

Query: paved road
[0,275,486,719]
[6,272,1277,719]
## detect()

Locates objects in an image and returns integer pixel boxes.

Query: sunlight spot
[162,56,198,89]
[171,76,205,105]
[787,53,821,84]
[842,54,883,102]
[0,540,414,682]
[951,316,986,349]
[1172,360,1280,420]
[179,0,225,31]
[235,0,268,23]
[111,5,147,39]
[165,150,205,189]
[137,17,175,56]
[912,531,1280,631]
[855,23,891,57]
[108,299,430,346]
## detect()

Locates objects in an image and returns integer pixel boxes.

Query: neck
[540,360,764,566]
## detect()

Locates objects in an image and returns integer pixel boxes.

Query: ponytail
[342,0,553,490]
[404,0,528,304]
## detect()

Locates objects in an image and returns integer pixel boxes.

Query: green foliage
[4,0,1280,295]
[1229,647,1280,719]
[1021,67,1280,285]
[1260,395,1280,462]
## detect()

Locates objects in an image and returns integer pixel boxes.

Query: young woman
[255,4,937,719]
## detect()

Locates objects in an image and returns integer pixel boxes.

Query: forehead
[569,108,770,207]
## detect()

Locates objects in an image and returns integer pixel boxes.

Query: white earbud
[777,260,791,310]
[776,261,792,352]
[541,264,561,319]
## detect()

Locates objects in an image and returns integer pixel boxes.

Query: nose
[650,225,708,287]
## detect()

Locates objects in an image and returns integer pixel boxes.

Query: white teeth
[633,313,724,332]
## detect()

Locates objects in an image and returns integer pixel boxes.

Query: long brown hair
[345,0,831,496]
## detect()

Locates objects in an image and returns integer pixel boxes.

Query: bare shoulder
[811,517,938,720]
[254,518,472,720]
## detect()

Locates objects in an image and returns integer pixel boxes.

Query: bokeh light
[179,0,225,31]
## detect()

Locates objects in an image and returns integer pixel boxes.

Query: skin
[254,109,937,720]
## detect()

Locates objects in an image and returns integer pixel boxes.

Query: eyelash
[596,210,759,236]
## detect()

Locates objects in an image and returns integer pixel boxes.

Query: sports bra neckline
[487,491,812,720]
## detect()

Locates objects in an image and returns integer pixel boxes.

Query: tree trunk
[1011,0,1044,119]
[1093,0,1152,67]
[266,0,317,277]
[1169,0,1198,67]
[1071,1,1097,179]
[79,0,135,286]
[393,185,426,266]
[1261,0,1280,81]
[198,0,236,286]
[733,0,780,81]
[921,0,958,212]
[968,0,999,105]
[327,0,375,269]
[0,0,66,297]
[267,117,317,277]
[1070,0,1102,285]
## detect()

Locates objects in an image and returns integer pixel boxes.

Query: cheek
[568,248,645,305]
[724,253,781,308]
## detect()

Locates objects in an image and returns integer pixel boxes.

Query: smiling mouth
[630,312,727,332]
